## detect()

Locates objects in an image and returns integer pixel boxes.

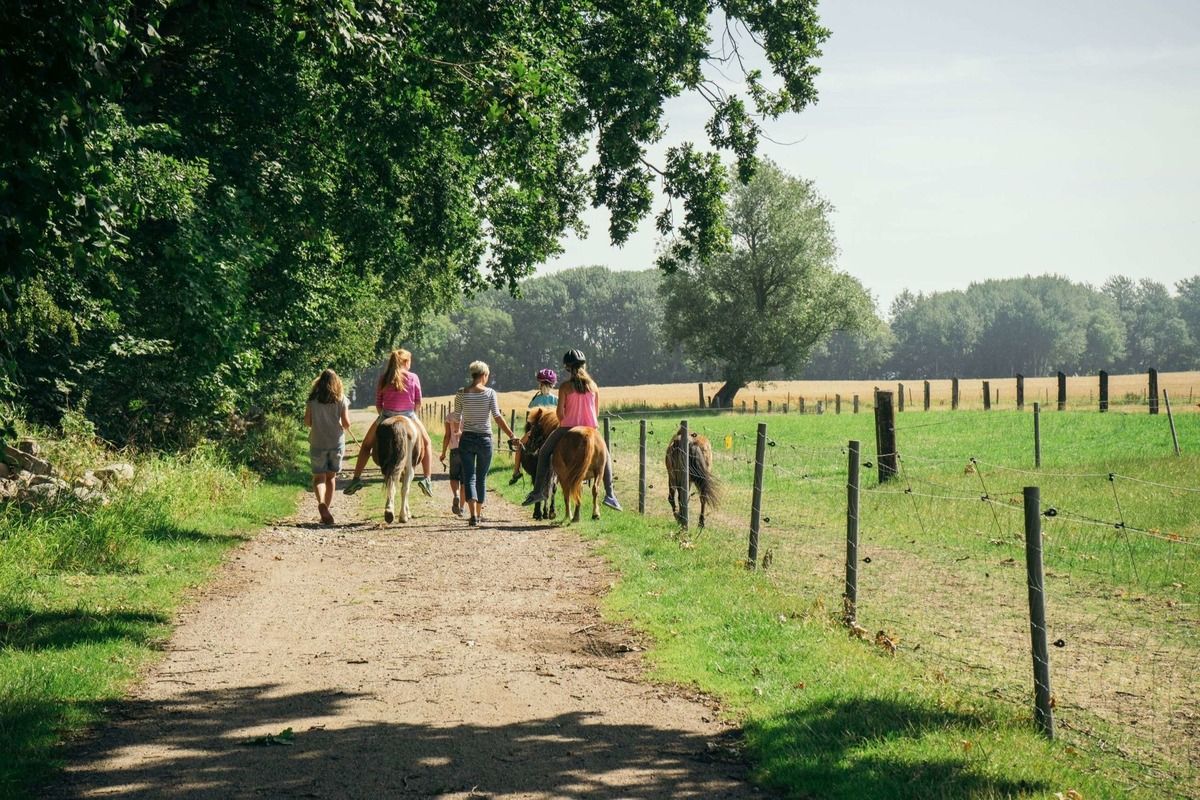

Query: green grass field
[495,406,1199,798]
[0,445,302,796]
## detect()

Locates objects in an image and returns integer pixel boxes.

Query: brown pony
[373,414,424,523]
[518,408,558,520]
[666,426,721,528]
[551,426,607,524]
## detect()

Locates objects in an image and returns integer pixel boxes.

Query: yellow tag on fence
[724,435,733,450]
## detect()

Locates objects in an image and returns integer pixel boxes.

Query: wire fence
[599,407,1199,797]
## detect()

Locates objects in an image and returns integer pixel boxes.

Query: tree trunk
[712,380,744,408]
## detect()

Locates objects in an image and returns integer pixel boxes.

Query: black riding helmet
[563,349,586,368]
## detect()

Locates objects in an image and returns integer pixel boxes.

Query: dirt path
[49,479,761,799]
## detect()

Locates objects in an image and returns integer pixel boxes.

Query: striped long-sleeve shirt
[454,388,501,434]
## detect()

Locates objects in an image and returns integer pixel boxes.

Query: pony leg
[668,484,677,521]
[384,472,396,524]
[699,495,706,529]
[591,476,600,520]
[400,465,413,522]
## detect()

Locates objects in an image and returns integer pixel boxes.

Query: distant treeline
[368,269,1199,398]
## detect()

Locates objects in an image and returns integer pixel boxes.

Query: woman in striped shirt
[455,360,517,526]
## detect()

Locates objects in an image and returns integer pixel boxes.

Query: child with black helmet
[521,350,621,511]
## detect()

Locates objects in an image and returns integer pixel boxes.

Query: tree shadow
[42,683,757,799]
[744,696,1050,800]
[0,607,169,652]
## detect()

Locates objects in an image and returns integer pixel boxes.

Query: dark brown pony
[373,414,424,523]
[666,426,720,528]
[519,408,558,520]
[551,426,606,524]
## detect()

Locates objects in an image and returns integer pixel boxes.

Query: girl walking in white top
[454,361,517,526]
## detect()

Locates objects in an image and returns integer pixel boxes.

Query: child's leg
[323,472,336,506]
[351,417,380,480]
[420,429,433,480]
[311,473,325,506]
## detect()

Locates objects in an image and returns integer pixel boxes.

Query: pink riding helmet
[536,368,558,385]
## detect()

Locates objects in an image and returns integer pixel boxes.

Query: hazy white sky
[541,1,1200,313]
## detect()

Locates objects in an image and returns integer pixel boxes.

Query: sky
[540,0,1200,314]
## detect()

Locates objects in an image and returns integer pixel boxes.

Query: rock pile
[0,439,135,507]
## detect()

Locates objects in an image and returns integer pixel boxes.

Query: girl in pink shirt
[344,349,434,497]
[521,349,621,511]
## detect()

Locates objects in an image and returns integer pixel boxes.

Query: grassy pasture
[493,405,1198,798]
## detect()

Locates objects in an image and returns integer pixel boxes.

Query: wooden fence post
[983,380,991,410]
[853,394,859,414]
[844,439,861,624]
[1099,370,1109,413]
[698,382,705,408]
[799,397,806,414]
[874,391,898,483]
[1164,391,1181,456]
[748,422,767,569]
[678,419,689,531]
[951,378,960,410]
[835,394,842,414]
[754,399,759,415]
[897,383,905,412]
[767,400,773,414]
[1016,374,1025,410]
[1148,368,1159,415]
[923,380,931,411]
[638,420,647,513]
[1033,402,1042,468]
[1024,486,1055,739]
[1056,372,1066,411]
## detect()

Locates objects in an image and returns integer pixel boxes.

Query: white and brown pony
[551,426,607,524]
[373,414,424,523]
[666,426,721,528]
[519,408,558,520]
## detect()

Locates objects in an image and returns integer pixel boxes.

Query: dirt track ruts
[47,479,763,799]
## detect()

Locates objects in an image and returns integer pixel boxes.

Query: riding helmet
[536,368,558,385]
[563,349,586,367]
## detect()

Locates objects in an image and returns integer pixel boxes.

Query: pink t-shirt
[559,387,598,428]
[376,371,422,412]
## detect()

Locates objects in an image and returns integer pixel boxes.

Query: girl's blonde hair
[378,348,411,393]
[568,365,597,395]
[468,360,489,382]
[309,369,345,404]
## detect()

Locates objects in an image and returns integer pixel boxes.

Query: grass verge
[0,443,302,797]
[490,415,1181,799]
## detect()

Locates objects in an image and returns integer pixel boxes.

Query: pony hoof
[384,510,394,523]
[533,509,542,521]
[592,513,600,520]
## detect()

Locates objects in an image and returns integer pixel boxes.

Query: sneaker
[508,473,522,485]
[417,477,433,497]
[468,516,478,527]
[343,477,365,495]
[452,497,462,516]
[521,491,543,507]
[602,495,623,511]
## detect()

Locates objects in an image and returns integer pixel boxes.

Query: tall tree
[660,159,873,406]
[1,1,829,445]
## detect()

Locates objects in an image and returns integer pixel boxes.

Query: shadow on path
[49,683,751,799]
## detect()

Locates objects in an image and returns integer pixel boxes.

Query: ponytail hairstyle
[569,365,597,395]
[308,369,345,405]
[378,348,411,393]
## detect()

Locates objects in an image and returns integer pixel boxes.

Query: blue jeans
[458,432,493,503]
